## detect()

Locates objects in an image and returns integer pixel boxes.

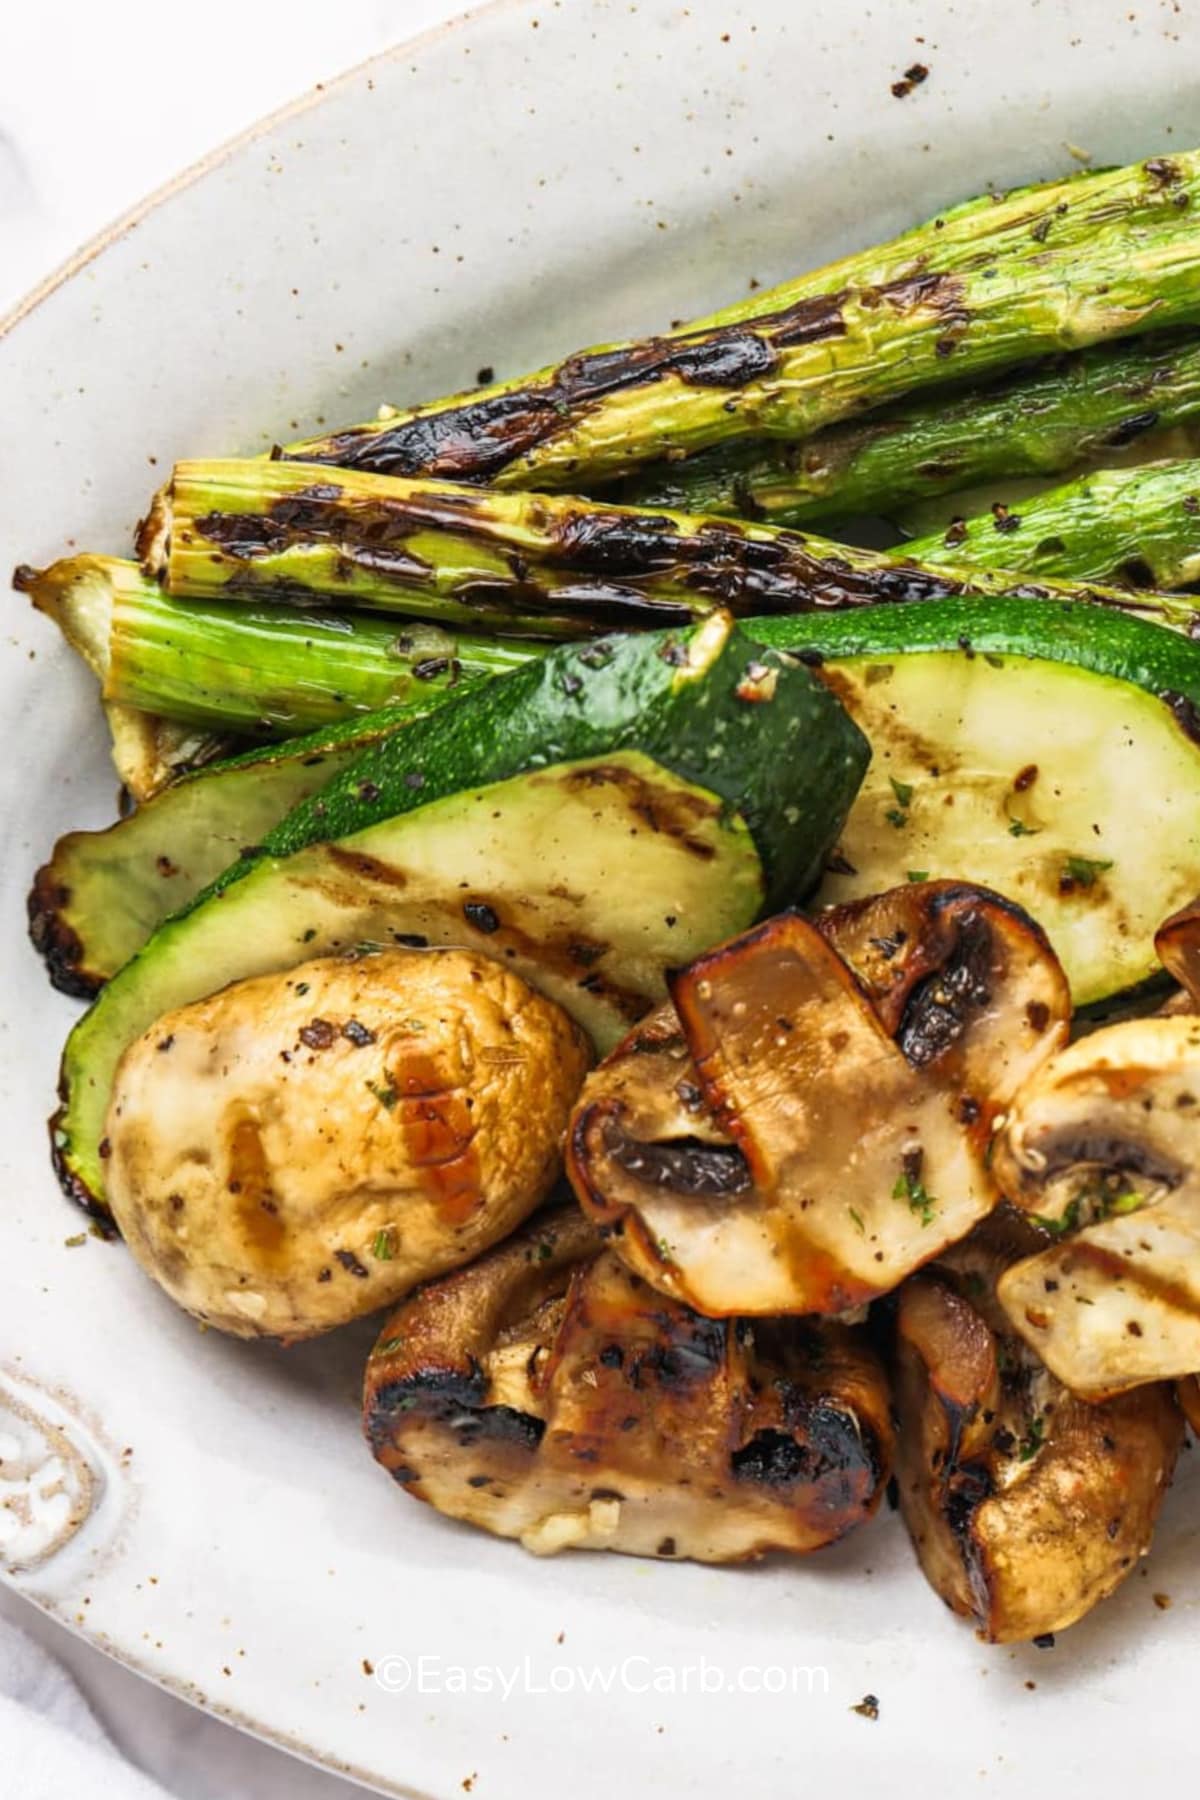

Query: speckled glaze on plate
[3,2,1200,1793]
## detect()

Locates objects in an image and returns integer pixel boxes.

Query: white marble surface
[0,9,471,1793]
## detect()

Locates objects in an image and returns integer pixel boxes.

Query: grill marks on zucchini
[816,648,1200,1005]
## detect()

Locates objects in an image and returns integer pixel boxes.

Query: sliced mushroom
[1156,896,1200,1004]
[894,1212,1184,1643]
[567,884,1068,1315]
[994,1014,1200,1397]
[364,1205,893,1562]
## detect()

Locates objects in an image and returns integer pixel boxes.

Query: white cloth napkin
[0,1613,172,1800]
[0,1591,369,1799]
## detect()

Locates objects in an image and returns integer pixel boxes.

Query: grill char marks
[193,511,291,557]
[1032,1129,1182,1189]
[193,477,984,619]
[280,288,860,482]
[307,392,567,483]
[27,864,99,1000]
[731,1400,881,1502]
[897,909,994,1069]
[363,1207,894,1562]
[604,1125,753,1197]
[893,1241,1185,1643]
[180,428,1143,637]
[556,328,783,401]
[285,273,976,485]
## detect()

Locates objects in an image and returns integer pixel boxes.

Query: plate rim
[0,0,525,343]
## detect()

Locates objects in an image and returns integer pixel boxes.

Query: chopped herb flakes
[1032,1197,1082,1238]
[1018,1415,1046,1461]
[372,1227,397,1261]
[367,1079,399,1110]
[906,870,929,884]
[893,1170,937,1227]
[1034,1180,1144,1237]
[1061,854,1113,889]
[883,774,919,830]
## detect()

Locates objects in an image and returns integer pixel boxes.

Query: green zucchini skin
[254,612,866,906]
[52,613,867,1216]
[749,593,1200,704]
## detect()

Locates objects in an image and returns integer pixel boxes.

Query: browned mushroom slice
[565,1002,758,1308]
[815,881,1070,1090]
[894,1214,1184,1644]
[994,1015,1200,1397]
[569,888,1067,1316]
[1156,897,1200,1005]
[364,1205,893,1562]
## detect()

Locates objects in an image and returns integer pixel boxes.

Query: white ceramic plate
[4,1,1200,1793]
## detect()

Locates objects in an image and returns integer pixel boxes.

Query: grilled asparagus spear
[271,154,1200,494]
[616,331,1200,527]
[901,459,1200,590]
[32,442,1200,737]
[19,555,541,736]
[159,456,1198,637]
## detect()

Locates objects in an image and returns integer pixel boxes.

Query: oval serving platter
[3,2,1200,1793]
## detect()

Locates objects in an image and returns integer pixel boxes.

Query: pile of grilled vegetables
[23,147,1200,1646]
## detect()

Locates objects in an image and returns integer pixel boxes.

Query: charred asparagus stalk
[18,556,543,736]
[159,456,1199,637]
[271,154,1200,495]
[616,331,1200,527]
[901,458,1200,591]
